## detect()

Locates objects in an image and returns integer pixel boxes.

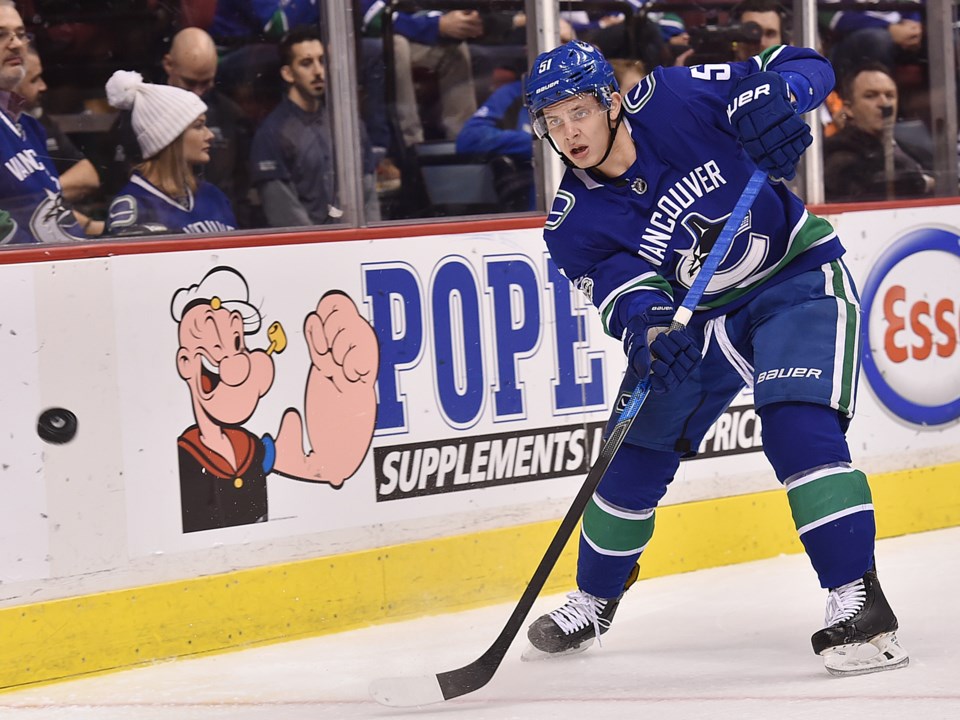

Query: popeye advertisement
[170,266,378,532]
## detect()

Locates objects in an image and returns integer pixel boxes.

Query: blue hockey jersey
[0,108,85,244]
[106,173,237,236]
[544,46,840,340]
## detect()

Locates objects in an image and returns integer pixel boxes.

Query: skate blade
[520,637,595,662]
[822,632,910,677]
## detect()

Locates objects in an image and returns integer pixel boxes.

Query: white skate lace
[824,577,867,627]
[548,590,611,646]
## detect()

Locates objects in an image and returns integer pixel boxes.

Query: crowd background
[1,0,956,245]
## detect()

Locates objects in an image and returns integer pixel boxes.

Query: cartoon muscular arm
[272,291,379,486]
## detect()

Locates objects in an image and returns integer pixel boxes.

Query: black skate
[522,564,638,661]
[811,565,909,676]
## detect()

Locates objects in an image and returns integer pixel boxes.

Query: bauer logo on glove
[727,71,812,181]
[726,83,772,121]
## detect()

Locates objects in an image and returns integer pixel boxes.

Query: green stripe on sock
[582,497,655,554]
[787,469,872,532]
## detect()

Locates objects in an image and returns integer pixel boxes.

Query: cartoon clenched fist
[299,291,379,485]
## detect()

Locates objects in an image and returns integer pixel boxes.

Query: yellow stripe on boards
[1,462,958,691]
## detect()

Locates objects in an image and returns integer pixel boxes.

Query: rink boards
[0,203,958,689]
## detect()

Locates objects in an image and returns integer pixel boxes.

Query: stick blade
[369,674,445,708]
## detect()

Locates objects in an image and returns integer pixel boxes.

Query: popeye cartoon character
[172,266,378,533]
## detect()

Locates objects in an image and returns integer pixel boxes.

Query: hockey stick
[369,167,768,708]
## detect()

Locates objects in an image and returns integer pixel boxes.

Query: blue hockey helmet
[524,40,619,138]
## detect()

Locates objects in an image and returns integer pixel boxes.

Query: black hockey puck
[37,408,78,444]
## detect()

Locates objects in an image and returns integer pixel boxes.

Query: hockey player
[522,40,908,676]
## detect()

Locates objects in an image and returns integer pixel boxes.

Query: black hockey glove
[727,71,812,181]
[623,302,701,394]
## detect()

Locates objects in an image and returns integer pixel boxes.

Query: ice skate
[522,564,638,661]
[811,565,909,676]
[521,589,622,661]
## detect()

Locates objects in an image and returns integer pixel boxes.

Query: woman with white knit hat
[104,70,237,236]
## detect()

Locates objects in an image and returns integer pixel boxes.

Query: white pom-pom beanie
[105,70,208,159]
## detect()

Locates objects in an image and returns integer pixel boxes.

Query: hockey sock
[576,443,679,598]
[785,462,876,588]
[760,402,875,588]
[577,495,655,598]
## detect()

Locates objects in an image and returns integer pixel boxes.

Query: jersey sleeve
[652,44,836,128]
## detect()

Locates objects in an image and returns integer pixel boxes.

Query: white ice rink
[2,526,958,720]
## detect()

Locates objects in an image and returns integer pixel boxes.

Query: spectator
[455,77,532,211]
[103,28,254,227]
[824,63,934,202]
[361,1,479,146]
[0,0,86,244]
[822,0,924,78]
[563,1,664,72]
[209,0,319,112]
[211,1,400,195]
[249,26,345,226]
[104,70,237,236]
[650,12,694,66]
[211,0,319,40]
[732,0,788,52]
[16,43,101,206]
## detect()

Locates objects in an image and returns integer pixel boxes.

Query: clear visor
[532,94,610,139]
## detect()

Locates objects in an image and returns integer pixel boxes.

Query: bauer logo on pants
[860,227,960,428]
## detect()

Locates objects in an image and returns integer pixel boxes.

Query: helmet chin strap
[547,108,625,171]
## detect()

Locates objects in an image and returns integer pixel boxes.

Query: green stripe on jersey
[757,45,787,70]
[786,468,872,534]
[582,495,656,555]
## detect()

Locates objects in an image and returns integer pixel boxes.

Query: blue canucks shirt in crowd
[0,103,85,244]
[456,80,532,158]
[106,173,237,236]
[544,45,839,339]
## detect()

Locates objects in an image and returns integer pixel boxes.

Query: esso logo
[860,227,960,427]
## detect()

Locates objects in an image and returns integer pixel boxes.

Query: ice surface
[2,527,958,720]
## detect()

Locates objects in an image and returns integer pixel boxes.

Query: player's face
[0,6,27,92]
[183,114,214,164]
[740,11,782,50]
[846,70,897,136]
[16,51,45,109]
[285,40,326,100]
[541,94,611,167]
